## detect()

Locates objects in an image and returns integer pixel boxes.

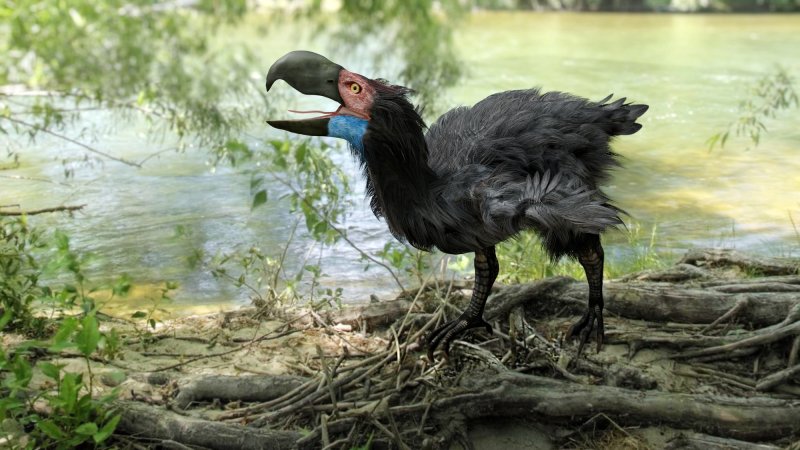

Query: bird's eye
[350,83,362,94]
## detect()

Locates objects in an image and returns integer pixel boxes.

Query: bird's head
[265,50,411,154]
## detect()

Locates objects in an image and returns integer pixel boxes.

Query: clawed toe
[427,315,492,360]
[565,305,604,358]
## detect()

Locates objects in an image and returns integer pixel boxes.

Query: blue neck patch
[328,115,368,157]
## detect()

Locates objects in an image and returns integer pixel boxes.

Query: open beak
[265,51,344,136]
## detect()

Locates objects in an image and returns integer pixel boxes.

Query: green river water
[3,12,799,312]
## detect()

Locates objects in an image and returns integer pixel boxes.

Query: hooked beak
[265,50,344,136]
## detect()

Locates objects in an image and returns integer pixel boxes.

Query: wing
[426,89,647,256]
[425,88,648,188]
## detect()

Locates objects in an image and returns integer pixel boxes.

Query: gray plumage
[360,87,647,257]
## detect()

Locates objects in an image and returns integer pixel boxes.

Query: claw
[427,315,492,361]
[565,305,604,359]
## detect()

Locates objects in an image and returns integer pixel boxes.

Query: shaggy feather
[353,86,647,257]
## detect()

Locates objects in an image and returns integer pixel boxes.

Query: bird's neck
[358,95,439,249]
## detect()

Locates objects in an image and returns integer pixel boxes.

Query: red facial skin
[337,69,376,120]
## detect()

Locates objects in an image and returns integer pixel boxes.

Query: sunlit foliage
[0,0,258,165]
[708,66,798,152]
[302,0,464,114]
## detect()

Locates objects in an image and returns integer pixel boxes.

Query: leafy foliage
[0,0,259,167]
[212,138,356,313]
[375,241,434,286]
[0,218,125,448]
[0,217,46,332]
[301,0,464,114]
[708,66,798,152]
[1,315,121,449]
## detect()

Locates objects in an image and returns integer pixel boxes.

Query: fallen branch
[672,318,800,360]
[150,326,300,372]
[665,432,782,450]
[756,364,800,392]
[0,204,86,216]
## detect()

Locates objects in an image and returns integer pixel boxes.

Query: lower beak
[266,118,329,136]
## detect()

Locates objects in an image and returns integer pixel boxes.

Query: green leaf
[75,422,98,435]
[250,176,264,191]
[10,356,33,387]
[76,314,101,356]
[39,362,62,380]
[37,420,64,440]
[59,372,81,413]
[0,309,12,330]
[295,142,307,162]
[705,132,720,151]
[54,230,70,250]
[50,317,78,351]
[94,414,121,443]
[112,274,132,297]
[252,189,268,209]
[131,311,147,319]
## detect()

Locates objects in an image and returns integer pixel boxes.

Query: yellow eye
[350,83,361,94]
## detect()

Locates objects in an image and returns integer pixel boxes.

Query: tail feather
[599,95,649,136]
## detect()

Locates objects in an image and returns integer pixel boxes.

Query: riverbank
[3,248,800,449]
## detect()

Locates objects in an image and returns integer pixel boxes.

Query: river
[3,12,799,313]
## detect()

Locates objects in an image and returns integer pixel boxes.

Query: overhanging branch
[0,204,86,216]
[1,116,142,168]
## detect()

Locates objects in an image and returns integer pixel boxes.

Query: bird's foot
[565,304,604,358]
[427,314,492,361]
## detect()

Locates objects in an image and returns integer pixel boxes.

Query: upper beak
[265,51,345,136]
[266,50,344,105]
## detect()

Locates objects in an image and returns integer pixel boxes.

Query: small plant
[0,221,135,448]
[223,138,352,246]
[0,216,47,333]
[496,231,585,283]
[129,281,178,349]
[212,243,302,316]
[375,241,433,286]
[708,65,798,151]
[606,222,669,277]
[1,310,121,448]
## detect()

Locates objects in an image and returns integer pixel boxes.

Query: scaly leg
[427,246,498,360]
[565,234,605,357]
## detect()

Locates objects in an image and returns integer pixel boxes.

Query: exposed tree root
[116,401,301,450]
[172,375,307,409]
[680,248,799,276]
[107,250,800,449]
[436,345,800,442]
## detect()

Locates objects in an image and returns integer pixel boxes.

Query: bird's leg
[427,246,498,360]
[565,235,605,357]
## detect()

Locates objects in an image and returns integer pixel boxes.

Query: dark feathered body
[359,87,647,257]
[265,50,648,356]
